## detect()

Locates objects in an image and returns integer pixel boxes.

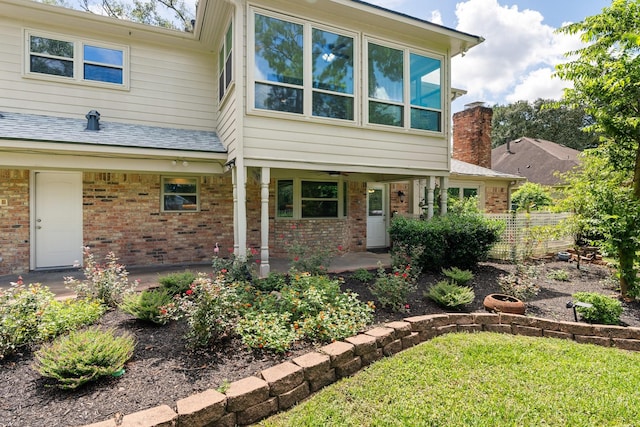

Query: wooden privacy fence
[485,212,574,261]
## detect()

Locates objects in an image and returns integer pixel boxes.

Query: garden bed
[1,260,639,427]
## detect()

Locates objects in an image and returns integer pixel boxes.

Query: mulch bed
[1,260,639,427]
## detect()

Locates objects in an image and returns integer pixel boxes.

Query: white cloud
[451,0,583,107]
[430,10,443,25]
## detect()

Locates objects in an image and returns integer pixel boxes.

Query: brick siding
[0,170,30,274]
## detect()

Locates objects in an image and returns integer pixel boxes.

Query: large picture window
[277,179,346,219]
[252,10,355,121]
[25,31,128,88]
[162,177,199,212]
[367,40,442,132]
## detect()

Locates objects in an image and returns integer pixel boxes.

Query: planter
[483,294,526,315]
[557,251,571,262]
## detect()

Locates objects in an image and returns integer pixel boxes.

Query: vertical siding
[0,16,217,130]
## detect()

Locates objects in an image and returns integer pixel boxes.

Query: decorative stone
[225,376,270,413]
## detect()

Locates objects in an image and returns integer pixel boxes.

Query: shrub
[159,271,196,296]
[283,224,344,275]
[370,262,417,312]
[498,264,540,301]
[389,214,503,272]
[38,299,106,341]
[236,311,299,353]
[0,280,54,359]
[547,269,570,282]
[212,251,257,284]
[120,289,173,325]
[573,292,623,325]
[64,247,137,307]
[33,327,135,389]
[254,272,288,293]
[426,280,475,309]
[160,273,238,348]
[351,268,374,283]
[299,292,374,342]
[442,267,474,286]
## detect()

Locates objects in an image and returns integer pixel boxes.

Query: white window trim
[248,7,359,125]
[161,176,200,213]
[277,178,346,220]
[364,36,444,134]
[218,18,235,105]
[23,29,130,90]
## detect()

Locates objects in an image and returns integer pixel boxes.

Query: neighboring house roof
[0,111,225,153]
[491,137,580,186]
[451,159,523,181]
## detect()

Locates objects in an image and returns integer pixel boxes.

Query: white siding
[0,15,217,130]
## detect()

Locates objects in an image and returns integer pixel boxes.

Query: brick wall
[485,183,510,213]
[0,170,30,274]
[453,105,493,169]
[83,172,235,267]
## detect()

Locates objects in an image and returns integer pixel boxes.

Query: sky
[365,0,611,112]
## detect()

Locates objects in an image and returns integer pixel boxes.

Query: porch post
[232,166,239,255]
[426,176,436,219]
[440,176,449,216]
[259,167,270,277]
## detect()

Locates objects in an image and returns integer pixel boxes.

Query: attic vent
[86,110,100,131]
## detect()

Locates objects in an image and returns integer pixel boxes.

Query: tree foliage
[554,0,640,298]
[491,98,599,150]
[38,0,194,31]
[511,182,553,212]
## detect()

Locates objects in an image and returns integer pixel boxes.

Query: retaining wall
[84,313,640,427]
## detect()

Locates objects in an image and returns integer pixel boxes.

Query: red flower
[337,245,343,251]
[402,273,408,279]
[255,259,261,264]
[221,269,228,274]
[406,265,411,270]
[395,272,400,276]
[185,289,193,296]
[405,304,410,309]
[294,256,300,262]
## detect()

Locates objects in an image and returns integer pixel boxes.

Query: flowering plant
[370,262,418,312]
[283,224,345,275]
[211,247,259,284]
[160,273,238,348]
[64,247,137,307]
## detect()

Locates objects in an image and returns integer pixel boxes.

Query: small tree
[511,182,552,212]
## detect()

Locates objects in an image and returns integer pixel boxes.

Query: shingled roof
[0,111,225,153]
[491,137,580,186]
[451,159,522,180]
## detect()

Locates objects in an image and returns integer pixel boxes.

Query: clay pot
[483,293,525,315]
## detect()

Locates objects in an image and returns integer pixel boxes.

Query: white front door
[366,184,387,248]
[34,171,83,269]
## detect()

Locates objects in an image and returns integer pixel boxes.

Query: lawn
[261,332,640,426]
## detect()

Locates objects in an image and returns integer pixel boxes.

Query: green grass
[261,333,640,426]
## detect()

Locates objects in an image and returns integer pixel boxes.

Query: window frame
[161,176,200,213]
[276,178,347,220]
[24,29,130,90]
[218,20,234,103]
[365,37,444,133]
[249,7,359,124]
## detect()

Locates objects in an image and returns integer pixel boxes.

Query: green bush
[547,269,570,282]
[426,280,475,309]
[38,299,106,340]
[160,273,238,348]
[120,289,173,325]
[158,271,196,296]
[64,247,137,307]
[0,281,54,359]
[389,214,503,272]
[573,292,623,325]
[351,268,374,283]
[33,327,135,389]
[370,263,417,312]
[254,272,288,293]
[212,252,256,284]
[236,311,299,353]
[442,267,474,286]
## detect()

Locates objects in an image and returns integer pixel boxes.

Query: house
[0,0,483,276]
[492,137,581,188]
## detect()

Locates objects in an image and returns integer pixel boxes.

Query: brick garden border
[84,313,640,427]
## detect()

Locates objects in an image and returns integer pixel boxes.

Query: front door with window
[366,184,387,248]
[34,171,83,269]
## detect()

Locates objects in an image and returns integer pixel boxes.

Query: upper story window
[218,21,233,101]
[367,40,442,132]
[252,10,355,121]
[25,30,129,89]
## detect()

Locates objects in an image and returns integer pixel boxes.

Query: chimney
[85,110,100,131]
[452,102,493,169]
